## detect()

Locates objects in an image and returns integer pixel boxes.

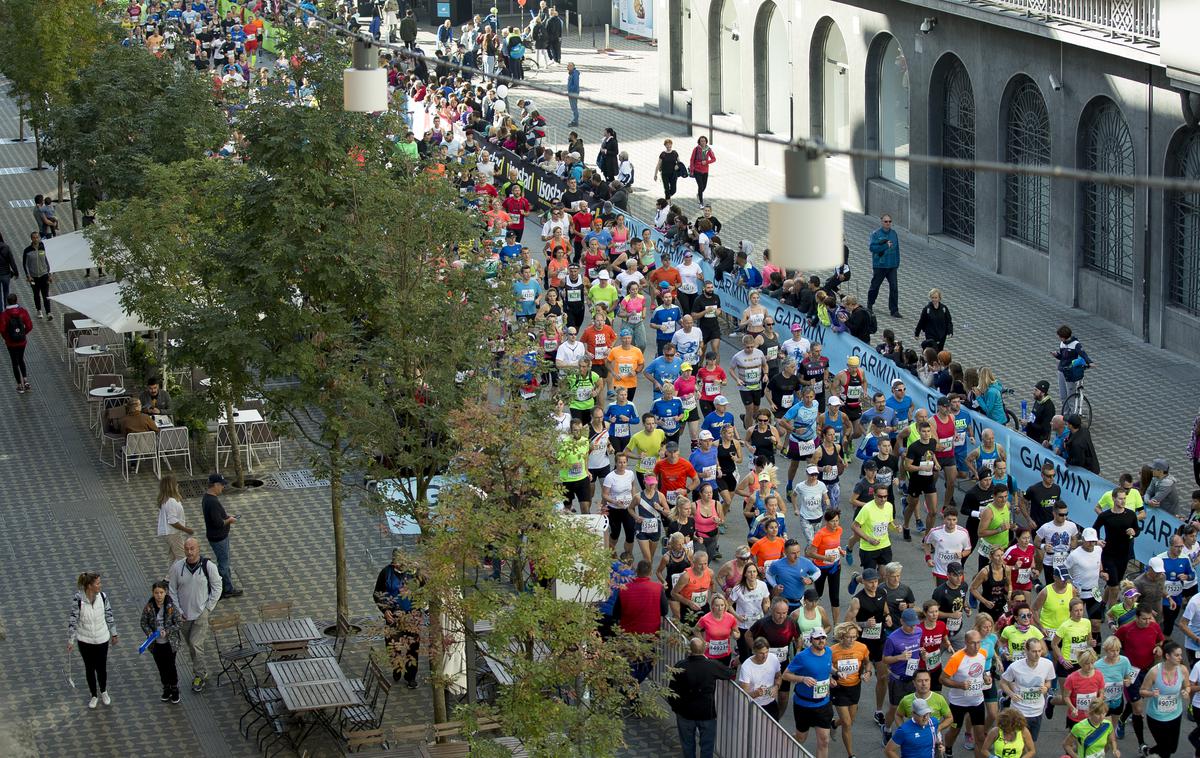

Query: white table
[74,344,108,356]
[153,415,174,428]
[72,318,101,330]
[89,386,127,430]
[218,409,262,425]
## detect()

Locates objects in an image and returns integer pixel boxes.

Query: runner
[728,561,770,661]
[600,452,637,556]
[606,329,643,404]
[1093,489,1140,607]
[806,510,845,623]
[675,363,702,443]
[1003,529,1037,596]
[627,413,664,488]
[792,588,833,647]
[1061,700,1119,758]
[782,626,834,757]
[1158,534,1195,635]
[651,381,685,445]
[847,567,892,725]
[925,509,973,583]
[917,600,953,693]
[658,532,694,619]
[559,417,591,513]
[604,385,638,454]
[885,697,941,758]
[1095,635,1134,740]
[765,540,821,613]
[671,550,714,623]
[940,630,991,758]
[1139,640,1189,758]
[749,518,786,570]
[977,486,1014,572]
[882,608,925,741]
[999,636,1055,740]
[1060,648,1105,731]
[1019,462,1061,530]
[931,397,959,509]
[829,621,873,757]
[737,637,784,720]
[811,424,846,507]
[779,386,821,491]
[971,546,1013,621]
[851,483,899,572]
[633,474,670,564]
[731,334,768,429]
[1035,503,1080,586]
[749,598,804,714]
[696,595,739,667]
[836,355,867,440]
[933,562,971,643]
[692,281,723,358]
[903,421,941,542]
[792,465,831,540]
[695,352,727,418]
[983,708,1035,758]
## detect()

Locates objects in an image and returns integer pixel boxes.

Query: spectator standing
[22,231,52,320]
[913,288,952,350]
[669,636,735,758]
[67,571,118,709]
[168,537,223,692]
[1145,458,1181,517]
[545,7,563,64]
[566,62,580,126]
[157,475,193,570]
[1065,414,1100,475]
[398,9,417,49]
[0,233,18,304]
[688,136,716,206]
[655,139,681,201]
[1052,325,1091,408]
[1024,380,1055,444]
[139,579,183,704]
[374,549,424,687]
[202,474,243,598]
[0,293,32,393]
[597,128,619,182]
[867,214,901,318]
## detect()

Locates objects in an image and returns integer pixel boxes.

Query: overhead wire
[274,0,1200,194]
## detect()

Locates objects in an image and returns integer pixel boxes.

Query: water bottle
[1020,400,1028,422]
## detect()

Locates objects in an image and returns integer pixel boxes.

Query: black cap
[1035,380,1051,393]
[803,588,819,601]
[862,459,878,470]
[936,396,950,407]
[208,473,229,485]
[946,561,964,576]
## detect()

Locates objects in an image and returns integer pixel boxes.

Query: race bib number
[1103,682,1122,702]
[1021,687,1042,703]
[703,382,721,396]
[794,439,816,457]
[1070,641,1089,659]
[821,465,838,480]
[744,368,762,385]
[613,423,630,438]
[872,521,889,538]
[978,540,997,558]
[520,288,535,302]
[1044,629,1056,641]
[705,306,718,318]
[627,311,643,324]
[640,517,659,533]
[576,386,592,402]
[947,615,962,633]
[812,678,830,698]
[824,548,841,563]
[640,455,656,471]
[1157,694,1178,712]
[953,431,967,446]
[660,319,675,333]
[544,340,559,352]
[926,650,942,669]
[1165,580,1184,597]
[781,394,795,408]
[618,363,633,377]
[568,462,583,478]
[680,281,698,295]
[690,590,708,606]
[666,490,680,505]
[770,646,789,662]
[1052,551,1068,567]
[750,313,765,326]
[766,346,779,362]
[919,460,934,474]
[862,623,882,640]
[1129,666,1141,680]
[702,465,718,481]
[1017,568,1032,585]
[938,550,959,567]
[935,438,953,453]
[904,657,919,677]
[966,677,984,693]
[837,658,859,678]
[594,346,609,360]
[567,289,582,302]
[682,394,698,410]
[1075,692,1095,713]
[707,638,729,657]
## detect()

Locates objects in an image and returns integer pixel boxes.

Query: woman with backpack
[0,292,32,394]
[140,580,183,704]
[689,136,717,206]
[67,572,118,709]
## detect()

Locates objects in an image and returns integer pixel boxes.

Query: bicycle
[1063,372,1094,428]
[520,54,540,79]
[1000,388,1022,431]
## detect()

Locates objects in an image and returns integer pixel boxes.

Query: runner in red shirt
[571,204,594,261]
[917,599,952,688]
[654,442,699,509]
[696,353,728,418]
[1003,528,1037,593]
[932,396,959,509]
[580,312,617,401]
[1114,605,1165,714]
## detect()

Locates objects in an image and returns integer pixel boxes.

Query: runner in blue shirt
[649,291,682,356]
[886,380,915,440]
[512,266,543,320]
[604,390,639,453]
[780,386,820,491]
[950,394,973,479]
[700,395,736,439]
[652,384,685,444]
[643,344,683,399]
[766,540,821,610]
[499,231,523,264]
[782,627,835,743]
[1159,536,1195,635]
[887,699,940,758]
[689,431,719,490]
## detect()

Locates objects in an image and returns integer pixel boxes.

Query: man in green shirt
[894,670,953,735]
[588,269,619,313]
[559,417,592,513]
[1094,473,1145,521]
[564,359,601,423]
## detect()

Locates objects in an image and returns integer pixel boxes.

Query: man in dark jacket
[0,292,32,393]
[545,7,563,63]
[913,291,953,350]
[1064,413,1100,474]
[398,9,417,49]
[0,232,18,306]
[374,549,424,686]
[1024,380,1055,444]
[843,295,873,343]
[613,560,666,681]
[670,637,735,757]
[21,231,51,320]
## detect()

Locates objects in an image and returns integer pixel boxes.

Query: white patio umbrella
[44,231,96,273]
[48,281,151,333]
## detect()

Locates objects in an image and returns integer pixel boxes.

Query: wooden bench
[346,718,504,755]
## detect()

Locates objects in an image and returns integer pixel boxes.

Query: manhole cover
[266,469,331,489]
[178,478,211,499]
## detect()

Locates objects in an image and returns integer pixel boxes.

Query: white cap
[698,430,713,440]
[597,270,610,280]
[828,396,843,406]
[714,395,729,405]
[1082,527,1098,542]
[805,465,819,475]
[1149,556,1165,573]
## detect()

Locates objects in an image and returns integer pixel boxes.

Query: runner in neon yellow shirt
[851,484,898,562]
[627,414,666,479]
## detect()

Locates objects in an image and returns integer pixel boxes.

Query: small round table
[89,386,127,431]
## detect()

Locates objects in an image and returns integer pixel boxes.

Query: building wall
[654,0,1200,360]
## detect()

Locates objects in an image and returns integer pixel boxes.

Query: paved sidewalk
[488,26,1200,484]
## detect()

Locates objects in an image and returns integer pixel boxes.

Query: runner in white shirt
[615,264,644,297]
[780,327,811,366]
[940,631,991,754]
[1064,528,1105,634]
[737,637,784,717]
[554,327,588,370]
[1034,507,1078,585]
[923,510,972,581]
[670,317,704,367]
[790,466,830,544]
[602,457,638,554]
[999,637,1056,731]
[676,253,704,301]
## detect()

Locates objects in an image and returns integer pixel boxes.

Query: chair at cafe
[309,610,352,662]
[210,612,266,688]
[339,658,392,733]
[71,334,105,388]
[86,373,124,432]
[258,601,293,622]
[99,405,127,467]
[61,310,91,362]
[237,663,286,749]
[246,420,282,470]
[215,422,249,472]
[120,430,159,482]
[156,426,193,476]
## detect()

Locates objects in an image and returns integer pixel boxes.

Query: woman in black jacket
[913,287,953,351]
[140,580,183,703]
[597,127,619,182]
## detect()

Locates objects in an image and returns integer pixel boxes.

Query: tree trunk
[32,124,43,170]
[330,446,349,626]
[68,181,79,229]
[56,165,64,204]
[16,97,24,142]
[429,592,448,728]
[223,396,246,487]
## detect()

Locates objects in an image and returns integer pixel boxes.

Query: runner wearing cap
[674,362,701,443]
[847,567,892,723]
[731,334,768,430]
[649,289,682,356]
[696,352,727,419]
[554,325,587,371]
[886,696,941,758]
[588,268,618,314]
[633,474,670,563]
[782,625,834,754]
[606,329,643,404]
[604,386,638,454]
[692,280,723,358]
[689,431,720,499]
[1066,527,1107,635]
[781,322,811,367]
[780,386,821,493]
[700,394,736,440]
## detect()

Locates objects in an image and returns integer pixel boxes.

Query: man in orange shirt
[580,311,617,404]
[654,441,699,508]
[649,257,682,305]
[606,329,644,401]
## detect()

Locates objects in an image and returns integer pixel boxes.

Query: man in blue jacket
[867,214,901,318]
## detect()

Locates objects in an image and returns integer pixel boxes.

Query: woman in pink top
[689,136,717,205]
[618,283,648,351]
[674,364,700,441]
[697,595,739,666]
[1061,649,1105,729]
[693,484,722,557]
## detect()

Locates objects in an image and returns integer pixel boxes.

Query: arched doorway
[867,33,910,185]
[1167,129,1200,311]
[1078,97,1135,282]
[935,56,976,244]
[753,2,788,135]
[810,19,849,148]
[708,0,724,114]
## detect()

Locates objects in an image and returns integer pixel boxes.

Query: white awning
[48,282,150,334]
[44,231,96,273]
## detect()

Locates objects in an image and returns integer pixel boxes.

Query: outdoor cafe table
[244,617,322,649]
[266,656,345,687]
[89,385,127,430]
[217,408,263,425]
[72,318,101,330]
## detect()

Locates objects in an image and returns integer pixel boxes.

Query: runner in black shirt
[931,563,970,640]
[871,438,901,507]
[903,421,940,541]
[1093,490,1140,606]
[1020,461,1061,528]
[767,366,802,420]
[692,282,723,356]
[959,471,995,550]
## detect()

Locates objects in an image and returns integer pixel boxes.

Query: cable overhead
[275,0,1200,194]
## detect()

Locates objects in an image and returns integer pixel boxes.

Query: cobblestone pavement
[1,26,1197,757]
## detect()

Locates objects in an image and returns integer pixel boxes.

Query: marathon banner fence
[617,214,1184,566]
[487,144,596,213]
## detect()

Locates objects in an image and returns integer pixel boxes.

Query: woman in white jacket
[67,572,118,709]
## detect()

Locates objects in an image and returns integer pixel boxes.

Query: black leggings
[150,641,179,690]
[607,508,636,544]
[7,345,27,383]
[77,640,109,697]
[694,172,709,202]
[662,172,678,200]
[1147,715,1182,757]
[31,275,50,314]
[814,568,841,609]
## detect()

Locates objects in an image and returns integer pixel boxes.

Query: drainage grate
[178,478,212,499]
[8,198,34,208]
[266,469,330,489]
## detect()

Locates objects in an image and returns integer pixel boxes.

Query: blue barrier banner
[622,215,1181,564]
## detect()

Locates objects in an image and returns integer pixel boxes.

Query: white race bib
[640,517,659,533]
[660,319,675,333]
[966,677,985,693]
[705,306,718,318]
[872,521,889,538]
[744,367,762,385]
[703,381,721,396]
[690,590,708,606]
[862,623,882,640]
[1103,682,1123,701]
[812,678,830,698]
[682,394,698,410]
[794,439,816,457]
[1157,694,1178,712]
[1017,568,1032,585]
[904,657,919,676]
[770,646,789,662]
[576,386,592,402]
[707,638,729,657]
[837,658,859,677]
[639,455,656,472]
[1075,692,1096,713]
[1052,551,1068,567]
[666,490,680,505]
[781,394,795,408]
[1165,580,1184,596]
[1021,687,1043,702]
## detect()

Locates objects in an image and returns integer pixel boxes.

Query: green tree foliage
[44,42,228,209]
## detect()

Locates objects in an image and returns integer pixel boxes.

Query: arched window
[753,1,788,135]
[1003,77,1051,251]
[876,36,910,185]
[1079,99,1134,282]
[941,59,975,244]
[709,0,740,115]
[1168,130,1200,311]
[811,20,849,148]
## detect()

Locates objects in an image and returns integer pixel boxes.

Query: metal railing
[651,618,815,758]
[951,0,1159,45]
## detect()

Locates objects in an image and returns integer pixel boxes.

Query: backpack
[866,309,878,336]
[4,310,26,343]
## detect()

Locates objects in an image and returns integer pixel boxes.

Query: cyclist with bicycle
[1053,325,1092,408]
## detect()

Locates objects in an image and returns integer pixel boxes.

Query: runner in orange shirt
[580,311,617,403]
[829,622,873,758]
[750,519,787,570]
[606,330,644,400]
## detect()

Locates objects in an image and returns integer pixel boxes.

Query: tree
[88,159,263,487]
[43,41,228,213]
[0,0,114,167]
